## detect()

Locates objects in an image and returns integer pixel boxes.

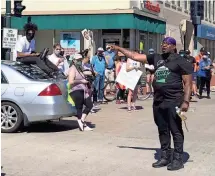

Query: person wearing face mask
[68,54,94,131]
[109,37,193,171]
[14,23,59,77]
[91,47,107,104]
[104,45,117,94]
[198,51,212,99]
[195,47,206,90]
[48,44,69,76]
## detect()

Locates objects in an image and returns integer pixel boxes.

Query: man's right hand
[109,45,119,50]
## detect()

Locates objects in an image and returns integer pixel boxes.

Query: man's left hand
[180,101,189,112]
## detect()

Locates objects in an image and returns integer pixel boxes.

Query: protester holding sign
[126,58,141,112]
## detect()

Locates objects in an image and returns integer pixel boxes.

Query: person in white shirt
[126,58,141,112]
[14,23,58,76]
[48,44,69,76]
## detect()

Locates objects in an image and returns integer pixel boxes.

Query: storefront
[197,24,215,60]
[11,10,166,57]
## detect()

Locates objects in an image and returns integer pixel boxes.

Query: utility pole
[5,0,11,60]
[190,1,204,56]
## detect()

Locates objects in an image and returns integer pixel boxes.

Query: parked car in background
[1,61,76,133]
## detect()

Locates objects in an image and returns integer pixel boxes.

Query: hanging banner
[60,32,80,56]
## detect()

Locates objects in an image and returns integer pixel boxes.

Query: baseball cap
[97,47,104,52]
[73,53,83,60]
[185,49,191,55]
[149,48,155,52]
[162,37,176,46]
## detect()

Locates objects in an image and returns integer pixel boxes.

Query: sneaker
[127,107,131,113]
[93,105,100,110]
[116,100,121,104]
[207,95,211,99]
[77,120,84,131]
[90,109,96,113]
[84,125,93,131]
[131,106,136,111]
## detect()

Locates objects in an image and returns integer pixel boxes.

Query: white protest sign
[2,28,18,49]
[116,63,143,90]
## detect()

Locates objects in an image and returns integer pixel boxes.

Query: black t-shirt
[186,55,196,71]
[147,53,193,102]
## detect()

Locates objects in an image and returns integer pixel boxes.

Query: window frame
[1,71,9,84]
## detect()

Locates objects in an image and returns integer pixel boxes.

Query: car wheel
[1,102,23,133]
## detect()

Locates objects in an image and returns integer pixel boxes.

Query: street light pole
[5,0,11,60]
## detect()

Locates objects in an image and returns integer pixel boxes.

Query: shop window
[177,0,180,7]
[205,1,208,19]
[103,38,120,49]
[184,0,187,10]
[122,29,130,48]
[213,1,215,21]
[102,29,121,35]
[209,1,211,20]
[139,33,147,52]
[149,38,153,50]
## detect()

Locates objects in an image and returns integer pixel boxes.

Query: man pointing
[110,37,193,171]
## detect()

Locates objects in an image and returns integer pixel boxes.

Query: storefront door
[101,35,122,49]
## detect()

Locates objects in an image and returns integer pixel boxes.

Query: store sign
[197,24,215,41]
[141,0,160,14]
[2,28,18,49]
[60,32,80,56]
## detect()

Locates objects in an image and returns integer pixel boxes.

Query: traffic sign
[2,28,18,49]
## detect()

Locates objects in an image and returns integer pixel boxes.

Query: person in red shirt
[115,52,126,104]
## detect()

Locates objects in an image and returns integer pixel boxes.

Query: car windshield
[11,63,51,80]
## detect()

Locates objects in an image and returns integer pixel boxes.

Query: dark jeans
[17,56,58,74]
[70,90,93,119]
[199,77,211,96]
[196,76,201,89]
[153,101,184,154]
[94,74,105,101]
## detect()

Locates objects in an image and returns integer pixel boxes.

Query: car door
[1,71,9,96]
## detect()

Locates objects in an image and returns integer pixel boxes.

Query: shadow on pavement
[23,120,80,133]
[118,146,192,164]
[118,106,144,110]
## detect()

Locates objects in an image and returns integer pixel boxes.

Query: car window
[11,64,51,80]
[1,71,8,84]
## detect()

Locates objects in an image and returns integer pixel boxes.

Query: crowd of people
[13,23,214,128]
[13,22,215,171]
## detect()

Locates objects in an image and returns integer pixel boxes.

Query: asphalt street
[1,93,215,176]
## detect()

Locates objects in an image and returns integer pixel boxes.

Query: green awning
[11,13,166,34]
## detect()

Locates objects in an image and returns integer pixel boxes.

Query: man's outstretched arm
[110,45,147,63]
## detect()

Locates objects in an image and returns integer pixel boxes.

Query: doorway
[101,35,122,49]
